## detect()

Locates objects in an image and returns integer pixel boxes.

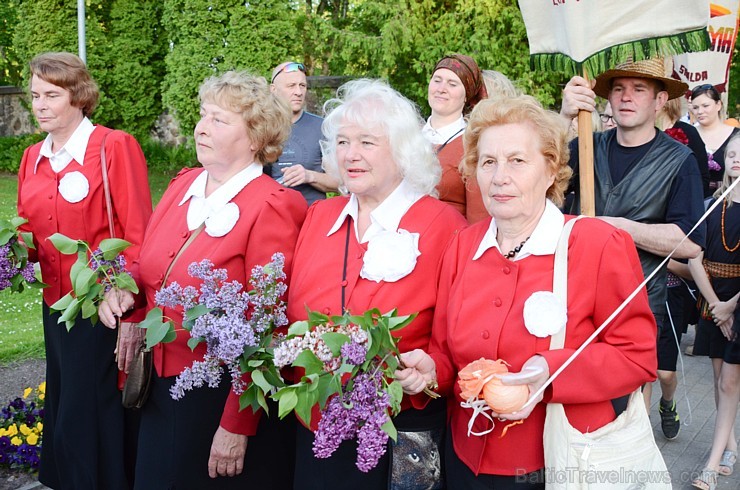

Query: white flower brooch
[58,171,89,203]
[360,228,421,283]
[205,202,240,237]
[522,291,567,338]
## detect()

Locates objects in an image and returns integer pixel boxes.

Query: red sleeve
[219,187,307,435]
[17,145,40,263]
[105,131,153,322]
[538,227,658,404]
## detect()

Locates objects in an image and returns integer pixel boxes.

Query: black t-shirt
[568,130,706,247]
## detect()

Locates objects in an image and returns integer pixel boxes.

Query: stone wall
[0,87,34,137]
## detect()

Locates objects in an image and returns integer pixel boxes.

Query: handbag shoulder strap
[549,216,585,350]
[100,129,115,238]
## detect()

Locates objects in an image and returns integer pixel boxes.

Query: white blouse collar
[421,116,466,146]
[179,163,262,232]
[35,117,95,173]
[473,200,565,261]
[326,179,424,243]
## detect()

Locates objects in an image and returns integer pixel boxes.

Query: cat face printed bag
[389,428,444,490]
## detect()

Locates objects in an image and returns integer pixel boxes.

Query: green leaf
[381,418,398,443]
[9,217,27,229]
[276,389,298,419]
[185,304,210,323]
[58,298,81,324]
[387,312,416,331]
[387,380,403,416]
[81,298,97,319]
[262,367,285,388]
[287,320,309,336]
[0,229,15,245]
[115,272,139,294]
[73,267,96,297]
[139,308,176,348]
[318,374,341,409]
[292,349,324,375]
[11,240,28,262]
[50,293,74,312]
[99,238,132,260]
[48,233,79,254]
[321,332,350,357]
[20,231,35,249]
[187,336,202,351]
[250,369,272,394]
[307,309,330,325]
[295,388,318,427]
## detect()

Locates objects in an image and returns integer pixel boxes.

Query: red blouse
[430,216,657,476]
[17,126,152,309]
[287,195,467,428]
[137,168,307,435]
[435,136,488,224]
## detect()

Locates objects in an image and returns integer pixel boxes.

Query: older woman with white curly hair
[286,79,467,489]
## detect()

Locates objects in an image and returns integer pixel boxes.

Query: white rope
[521,178,740,410]
[665,298,693,427]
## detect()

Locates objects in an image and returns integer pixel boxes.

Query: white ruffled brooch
[522,291,567,338]
[204,202,240,237]
[58,171,89,203]
[360,228,421,283]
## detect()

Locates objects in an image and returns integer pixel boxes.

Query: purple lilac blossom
[341,342,367,366]
[0,237,36,291]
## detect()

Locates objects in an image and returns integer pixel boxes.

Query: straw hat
[593,58,688,100]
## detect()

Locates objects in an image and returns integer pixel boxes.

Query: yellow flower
[25,433,39,445]
[6,424,18,436]
[0,428,6,437]
[36,422,43,432]
[19,424,31,436]
[23,387,32,399]
[38,381,46,394]
[39,393,45,401]
[10,436,21,446]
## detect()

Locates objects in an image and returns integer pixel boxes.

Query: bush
[0,134,43,173]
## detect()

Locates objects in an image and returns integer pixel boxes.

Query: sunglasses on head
[691,83,719,99]
[271,62,305,83]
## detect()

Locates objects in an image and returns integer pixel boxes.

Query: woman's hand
[117,322,144,373]
[495,355,549,421]
[208,425,247,478]
[718,315,736,341]
[710,299,737,326]
[395,349,436,395]
[99,287,136,329]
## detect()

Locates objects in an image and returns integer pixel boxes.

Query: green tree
[0,0,22,85]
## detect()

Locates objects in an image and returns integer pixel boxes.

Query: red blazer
[435,136,488,224]
[17,126,152,310]
[137,168,306,435]
[430,216,657,476]
[287,194,467,428]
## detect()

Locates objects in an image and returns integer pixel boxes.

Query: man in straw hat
[561,57,705,441]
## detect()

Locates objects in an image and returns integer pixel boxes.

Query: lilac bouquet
[0,382,45,471]
[138,253,288,411]
[49,234,137,330]
[0,217,39,293]
[272,309,416,472]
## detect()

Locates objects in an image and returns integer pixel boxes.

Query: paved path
[653,327,740,489]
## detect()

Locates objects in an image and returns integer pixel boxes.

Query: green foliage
[0,134,43,173]
[0,0,22,85]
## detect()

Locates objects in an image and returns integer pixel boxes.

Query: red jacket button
[494,298,502,307]
[481,330,490,339]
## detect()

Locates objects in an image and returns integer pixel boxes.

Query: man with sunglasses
[268,61,337,205]
[560,58,705,442]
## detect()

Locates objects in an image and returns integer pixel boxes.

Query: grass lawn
[0,169,176,366]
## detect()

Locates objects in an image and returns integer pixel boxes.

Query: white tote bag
[542,218,671,489]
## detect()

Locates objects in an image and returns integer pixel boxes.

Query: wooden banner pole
[578,68,595,217]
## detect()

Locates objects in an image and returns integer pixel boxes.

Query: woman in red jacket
[17,52,152,490]
[287,79,467,489]
[101,71,307,489]
[398,96,658,489]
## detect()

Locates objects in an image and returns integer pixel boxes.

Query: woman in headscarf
[423,53,488,223]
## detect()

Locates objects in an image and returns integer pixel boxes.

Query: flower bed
[0,382,44,471]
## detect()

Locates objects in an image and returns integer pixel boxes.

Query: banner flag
[672,1,740,92]
[518,0,710,76]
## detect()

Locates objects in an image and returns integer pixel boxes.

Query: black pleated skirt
[134,370,295,489]
[38,304,130,490]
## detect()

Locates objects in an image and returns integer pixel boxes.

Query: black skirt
[294,397,446,490]
[38,304,130,490]
[134,370,295,489]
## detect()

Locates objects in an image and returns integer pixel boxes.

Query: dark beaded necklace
[504,237,530,260]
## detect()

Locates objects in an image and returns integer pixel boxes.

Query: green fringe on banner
[529,28,711,77]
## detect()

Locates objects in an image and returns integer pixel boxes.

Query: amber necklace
[504,237,530,259]
[721,199,740,252]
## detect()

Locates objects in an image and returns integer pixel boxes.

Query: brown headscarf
[432,54,488,113]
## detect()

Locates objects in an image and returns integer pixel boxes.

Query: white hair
[320,79,441,196]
